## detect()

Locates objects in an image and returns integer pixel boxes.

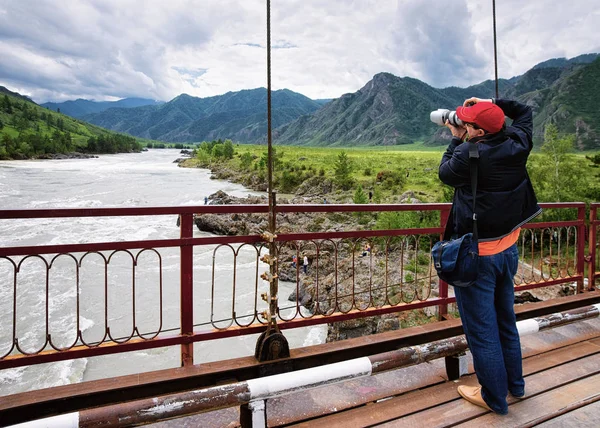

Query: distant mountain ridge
[271,73,506,146]
[41,97,163,118]
[531,53,600,70]
[272,53,600,150]
[80,88,322,143]
[32,52,600,150]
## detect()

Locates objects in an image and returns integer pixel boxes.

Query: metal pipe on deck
[14,304,597,428]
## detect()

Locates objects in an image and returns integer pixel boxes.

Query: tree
[223,139,234,159]
[372,186,383,203]
[536,124,578,202]
[2,95,12,113]
[212,143,224,158]
[2,133,14,153]
[353,186,368,204]
[334,151,354,190]
[240,152,254,170]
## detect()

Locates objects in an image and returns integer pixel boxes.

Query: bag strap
[441,142,480,241]
[468,142,479,242]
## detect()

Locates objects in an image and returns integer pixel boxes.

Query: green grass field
[191,141,598,205]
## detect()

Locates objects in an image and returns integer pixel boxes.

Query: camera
[430,109,464,127]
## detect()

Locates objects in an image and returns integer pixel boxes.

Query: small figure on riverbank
[292,255,297,268]
[361,243,371,257]
[204,196,208,205]
[303,255,309,274]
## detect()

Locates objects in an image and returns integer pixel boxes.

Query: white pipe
[9,413,79,428]
[247,356,372,399]
[517,318,540,336]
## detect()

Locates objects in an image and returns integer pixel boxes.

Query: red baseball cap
[456,102,505,133]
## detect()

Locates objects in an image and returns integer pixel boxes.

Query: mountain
[271,73,502,146]
[271,54,600,150]
[531,53,600,70]
[529,57,600,149]
[29,52,599,150]
[41,97,163,118]
[0,90,142,159]
[80,88,322,143]
[1,86,36,104]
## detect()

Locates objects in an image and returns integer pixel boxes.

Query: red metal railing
[590,203,600,290]
[0,202,594,371]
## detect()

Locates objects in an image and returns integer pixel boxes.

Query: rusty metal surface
[148,407,239,428]
[79,382,250,427]
[369,336,467,374]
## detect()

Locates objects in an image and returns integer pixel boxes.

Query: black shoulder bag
[431,142,479,287]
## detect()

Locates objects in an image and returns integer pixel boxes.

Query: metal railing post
[589,204,598,291]
[438,206,450,319]
[577,205,586,293]
[180,213,194,366]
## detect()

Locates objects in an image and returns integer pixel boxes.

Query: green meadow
[186,136,599,207]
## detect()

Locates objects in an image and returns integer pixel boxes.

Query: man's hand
[463,97,493,106]
[445,120,467,140]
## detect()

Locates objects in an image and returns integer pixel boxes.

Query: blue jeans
[454,243,524,414]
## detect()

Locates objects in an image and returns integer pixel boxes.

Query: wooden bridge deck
[152,316,600,428]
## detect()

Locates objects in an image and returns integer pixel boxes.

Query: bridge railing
[590,203,600,290]
[0,202,594,371]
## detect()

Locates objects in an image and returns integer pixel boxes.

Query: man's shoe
[457,385,492,411]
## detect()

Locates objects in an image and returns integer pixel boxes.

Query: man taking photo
[439,97,542,415]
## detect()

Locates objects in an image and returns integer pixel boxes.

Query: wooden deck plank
[288,342,600,428]
[456,373,600,427]
[377,358,600,428]
[268,359,449,427]
[535,400,600,427]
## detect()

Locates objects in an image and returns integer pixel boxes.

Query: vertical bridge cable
[266,0,276,326]
[254,0,290,362]
[267,0,273,198]
[492,0,499,99]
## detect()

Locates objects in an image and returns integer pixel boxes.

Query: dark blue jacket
[439,99,542,241]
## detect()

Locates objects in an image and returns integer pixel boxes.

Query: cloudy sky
[0,0,598,103]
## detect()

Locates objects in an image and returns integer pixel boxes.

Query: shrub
[376,170,406,190]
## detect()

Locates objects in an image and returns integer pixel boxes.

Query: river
[0,149,325,396]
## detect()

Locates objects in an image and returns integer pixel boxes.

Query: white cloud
[0,0,598,103]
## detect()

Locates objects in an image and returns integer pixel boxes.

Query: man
[439,97,541,415]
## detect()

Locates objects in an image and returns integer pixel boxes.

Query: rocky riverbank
[36,152,99,159]
[196,189,439,342]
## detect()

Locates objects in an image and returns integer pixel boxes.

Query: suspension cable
[492,0,499,98]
